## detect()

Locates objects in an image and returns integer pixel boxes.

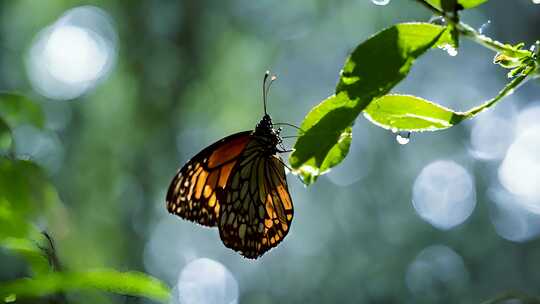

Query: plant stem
[414,0,532,57]
[463,70,530,118]
[457,23,530,57]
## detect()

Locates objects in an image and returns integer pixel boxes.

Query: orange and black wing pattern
[166,131,251,227]
[218,136,294,258]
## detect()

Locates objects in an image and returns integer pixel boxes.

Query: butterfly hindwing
[166,131,252,227]
[218,136,294,258]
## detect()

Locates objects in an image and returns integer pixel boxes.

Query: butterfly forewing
[218,136,294,258]
[166,131,251,227]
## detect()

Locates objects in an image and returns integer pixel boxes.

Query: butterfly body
[166,113,294,259]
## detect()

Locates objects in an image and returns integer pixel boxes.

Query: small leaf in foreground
[0,269,171,303]
[363,94,467,131]
[364,68,532,133]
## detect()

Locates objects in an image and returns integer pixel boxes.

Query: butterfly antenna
[263,71,270,115]
[262,70,277,116]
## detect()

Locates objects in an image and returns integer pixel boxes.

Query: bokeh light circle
[498,104,540,215]
[12,125,64,174]
[26,6,117,100]
[44,25,108,84]
[177,258,239,304]
[488,187,540,242]
[469,113,514,160]
[406,245,468,298]
[412,160,476,230]
[498,126,540,213]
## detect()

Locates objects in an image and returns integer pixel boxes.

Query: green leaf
[0,118,12,152]
[363,94,467,131]
[291,23,451,184]
[0,158,64,275]
[0,93,44,129]
[425,0,489,10]
[0,205,50,276]
[0,270,171,303]
[0,237,50,276]
[0,158,51,219]
[0,199,32,240]
[363,68,532,133]
[289,94,353,184]
[336,23,451,98]
[458,0,488,7]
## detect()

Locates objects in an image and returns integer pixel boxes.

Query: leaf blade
[289,93,355,184]
[363,94,467,131]
[0,270,171,303]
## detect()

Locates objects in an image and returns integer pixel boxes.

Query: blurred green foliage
[0,270,170,303]
[0,94,171,302]
[0,0,539,303]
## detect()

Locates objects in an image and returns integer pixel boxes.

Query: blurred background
[1,0,540,303]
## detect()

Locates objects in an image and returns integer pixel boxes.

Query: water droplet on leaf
[439,44,458,57]
[396,131,411,145]
[429,16,446,25]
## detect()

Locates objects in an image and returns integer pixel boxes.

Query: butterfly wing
[166,131,252,227]
[218,137,294,258]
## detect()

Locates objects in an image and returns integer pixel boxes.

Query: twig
[414,0,533,57]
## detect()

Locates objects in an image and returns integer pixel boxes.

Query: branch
[413,0,533,58]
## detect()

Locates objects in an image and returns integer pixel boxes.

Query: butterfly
[166,72,294,259]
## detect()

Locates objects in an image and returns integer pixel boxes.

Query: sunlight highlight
[44,25,108,84]
[469,112,514,160]
[412,160,476,230]
[406,245,468,298]
[26,6,117,100]
[177,258,239,304]
[488,187,540,242]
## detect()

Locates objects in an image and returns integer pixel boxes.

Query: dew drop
[478,20,491,34]
[529,41,539,53]
[396,131,411,145]
[391,127,398,133]
[439,44,458,57]
[429,16,446,25]
[371,0,391,5]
